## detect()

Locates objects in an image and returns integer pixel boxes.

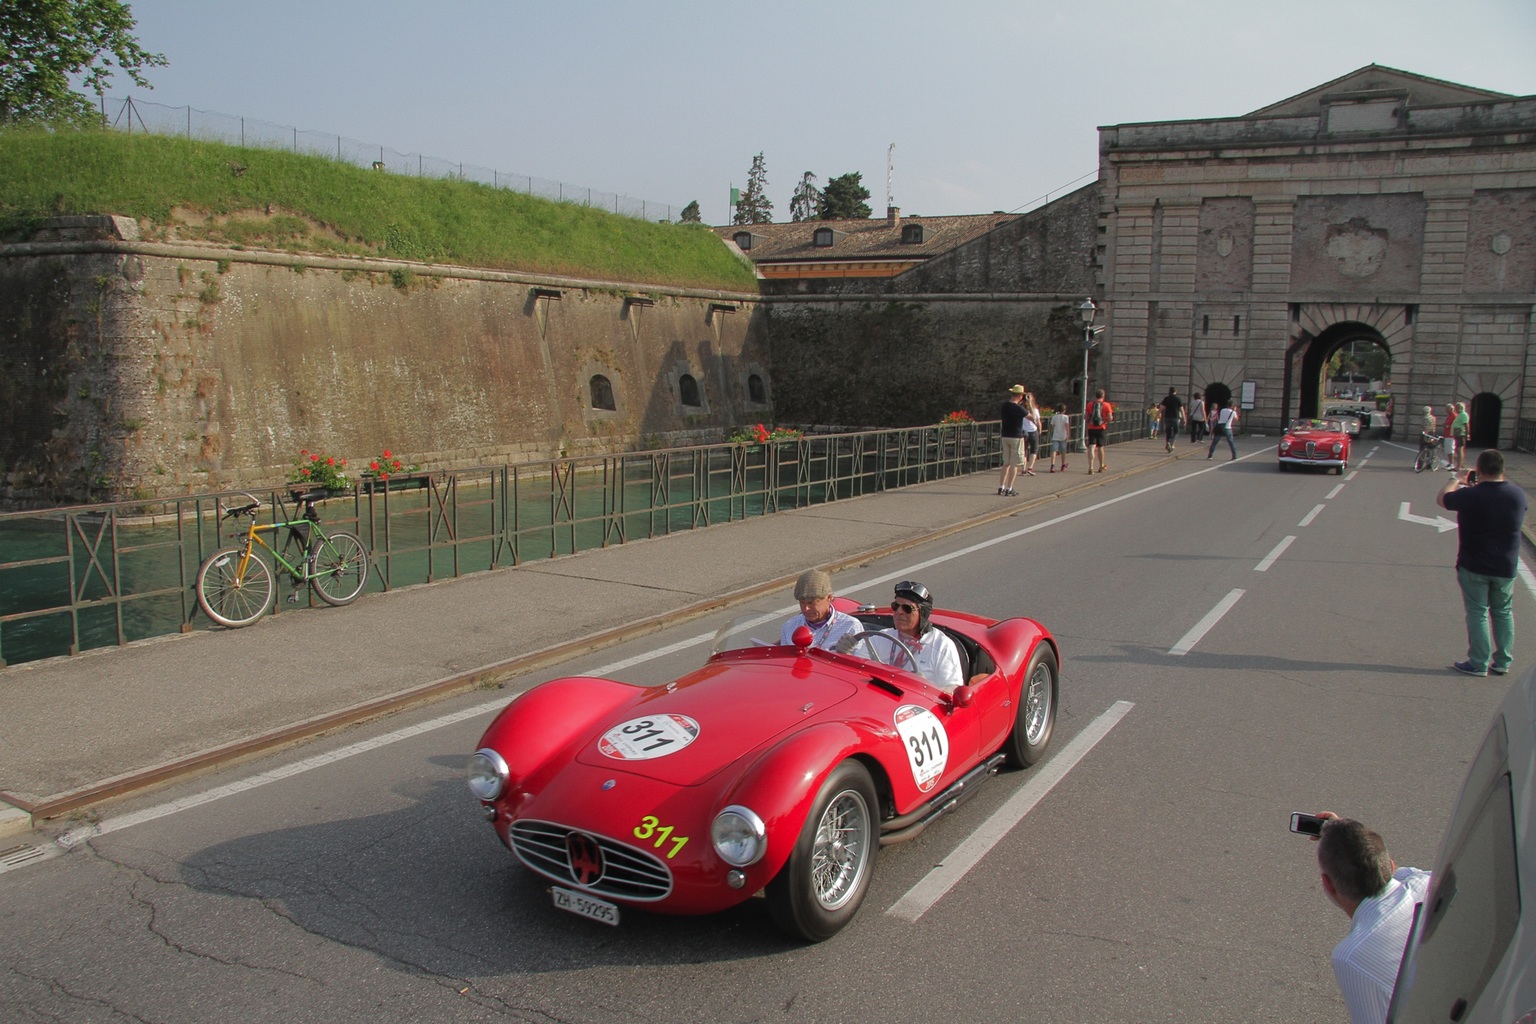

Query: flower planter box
[362,472,431,494]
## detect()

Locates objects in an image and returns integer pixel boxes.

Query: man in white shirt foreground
[1315,815,1431,1024]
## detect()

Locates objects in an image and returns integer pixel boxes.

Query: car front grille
[1305,441,1317,457]
[509,819,673,901]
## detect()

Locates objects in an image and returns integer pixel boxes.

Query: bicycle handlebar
[220,491,263,520]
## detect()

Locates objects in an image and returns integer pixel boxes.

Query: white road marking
[1255,536,1296,572]
[1298,504,1325,527]
[886,700,1135,923]
[1398,502,1457,533]
[1169,589,1246,656]
[1521,558,1536,603]
[1326,484,1345,499]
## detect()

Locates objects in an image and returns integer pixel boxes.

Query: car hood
[573,656,861,787]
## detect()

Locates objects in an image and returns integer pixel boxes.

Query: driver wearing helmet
[842,580,964,692]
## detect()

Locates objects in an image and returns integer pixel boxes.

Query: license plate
[552,886,620,926]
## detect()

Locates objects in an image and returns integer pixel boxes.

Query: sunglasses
[891,601,920,613]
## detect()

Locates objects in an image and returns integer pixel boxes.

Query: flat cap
[794,569,833,601]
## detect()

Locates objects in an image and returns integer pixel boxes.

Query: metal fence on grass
[103,95,679,223]
[0,423,1008,668]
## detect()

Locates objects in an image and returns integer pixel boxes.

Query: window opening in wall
[679,374,701,407]
[1233,316,1241,336]
[1202,315,1210,335]
[813,228,835,247]
[748,374,766,403]
[589,374,615,411]
[901,224,925,244]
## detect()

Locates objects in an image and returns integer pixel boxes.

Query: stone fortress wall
[0,216,765,503]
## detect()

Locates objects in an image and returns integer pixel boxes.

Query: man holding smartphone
[1437,448,1527,676]
[1310,815,1430,1024]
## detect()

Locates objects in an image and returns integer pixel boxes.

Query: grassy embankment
[0,128,756,291]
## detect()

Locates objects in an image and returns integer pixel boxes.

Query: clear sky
[117,0,1535,225]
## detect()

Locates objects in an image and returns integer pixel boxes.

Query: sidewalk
[2,434,1531,834]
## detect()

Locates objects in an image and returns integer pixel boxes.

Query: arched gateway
[1285,305,1412,427]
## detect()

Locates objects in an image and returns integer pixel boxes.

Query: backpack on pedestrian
[1087,401,1106,428]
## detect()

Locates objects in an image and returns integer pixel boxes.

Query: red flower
[370,460,381,471]
[311,454,321,462]
[326,457,335,466]
[391,459,402,470]
[382,449,392,459]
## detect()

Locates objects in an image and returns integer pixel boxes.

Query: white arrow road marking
[1398,502,1457,533]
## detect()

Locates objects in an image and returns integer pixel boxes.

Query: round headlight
[711,805,767,867]
[467,748,509,802]
[1332,442,1343,454]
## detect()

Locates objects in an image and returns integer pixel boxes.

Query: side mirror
[791,625,814,653]
[948,685,974,708]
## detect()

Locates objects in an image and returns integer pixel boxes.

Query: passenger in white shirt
[780,569,862,650]
[842,580,963,692]
[1315,815,1431,1024]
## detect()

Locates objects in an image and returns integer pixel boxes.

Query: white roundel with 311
[894,705,948,792]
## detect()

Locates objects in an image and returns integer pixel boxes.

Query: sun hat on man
[1008,384,1025,395]
[794,569,833,601]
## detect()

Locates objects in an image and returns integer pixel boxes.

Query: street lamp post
[1078,298,1099,452]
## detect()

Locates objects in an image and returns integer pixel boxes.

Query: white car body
[1387,667,1536,1024]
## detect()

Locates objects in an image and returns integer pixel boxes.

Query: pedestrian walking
[997,384,1026,496]
[1158,387,1185,453]
[1437,449,1527,676]
[1189,394,1207,443]
[1048,404,1071,472]
[1206,400,1239,460]
[1084,389,1114,474]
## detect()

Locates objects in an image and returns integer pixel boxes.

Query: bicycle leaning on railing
[1415,433,1454,473]
[194,490,371,627]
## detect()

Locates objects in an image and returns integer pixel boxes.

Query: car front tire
[1004,644,1058,767]
[766,760,878,942]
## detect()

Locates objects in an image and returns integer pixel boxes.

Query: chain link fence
[102,95,679,223]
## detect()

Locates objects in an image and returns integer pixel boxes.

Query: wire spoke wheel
[1004,644,1058,767]
[309,532,369,606]
[810,789,872,911]
[195,547,275,628]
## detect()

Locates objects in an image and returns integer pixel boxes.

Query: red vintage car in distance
[1277,417,1352,474]
[467,598,1060,941]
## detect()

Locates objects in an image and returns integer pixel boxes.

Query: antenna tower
[886,143,896,210]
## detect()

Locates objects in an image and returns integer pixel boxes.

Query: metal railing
[0,423,1007,667]
[102,95,679,223]
[1515,419,1536,454]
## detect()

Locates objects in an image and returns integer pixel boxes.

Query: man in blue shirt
[1437,449,1528,676]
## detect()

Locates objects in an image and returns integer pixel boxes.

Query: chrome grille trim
[509,819,673,901]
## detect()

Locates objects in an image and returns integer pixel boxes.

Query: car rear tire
[766,760,877,942]
[1004,644,1058,767]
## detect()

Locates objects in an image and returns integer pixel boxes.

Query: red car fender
[980,617,1053,678]
[477,676,644,786]
[716,720,871,882]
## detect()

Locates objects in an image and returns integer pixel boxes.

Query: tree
[1,0,167,126]
[789,171,821,222]
[733,152,773,225]
[679,200,702,223]
[820,172,872,219]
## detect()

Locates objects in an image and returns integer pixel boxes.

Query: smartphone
[1466,471,1477,484]
[1290,812,1327,837]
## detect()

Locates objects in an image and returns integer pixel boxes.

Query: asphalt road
[1,439,1522,1023]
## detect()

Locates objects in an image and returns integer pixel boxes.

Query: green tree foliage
[821,171,872,219]
[0,0,167,126]
[679,199,702,223]
[733,151,773,225]
[789,171,821,222]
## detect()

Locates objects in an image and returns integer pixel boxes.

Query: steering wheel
[842,630,919,675]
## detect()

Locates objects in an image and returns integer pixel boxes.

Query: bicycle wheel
[1414,447,1432,473]
[196,546,275,627]
[309,531,369,606]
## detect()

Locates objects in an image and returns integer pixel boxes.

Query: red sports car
[468,598,1059,941]
[1277,417,1352,474]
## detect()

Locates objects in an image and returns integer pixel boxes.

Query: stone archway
[1294,322,1389,419]
[1285,305,1414,432]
